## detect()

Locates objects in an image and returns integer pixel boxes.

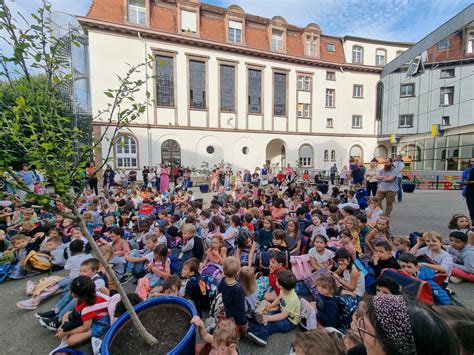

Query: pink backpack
[290,255,313,281]
[81,292,122,325]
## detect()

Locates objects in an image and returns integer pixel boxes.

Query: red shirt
[269,266,285,296]
[242,221,255,232]
[75,295,107,322]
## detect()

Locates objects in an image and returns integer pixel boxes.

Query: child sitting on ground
[410,231,453,278]
[121,233,158,282]
[265,252,287,301]
[446,231,474,283]
[202,234,227,266]
[366,197,384,226]
[338,229,357,261]
[179,224,204,262]
[308,234,334,271]
[136,244,170,299]
[55,275,111,348]
[218,256,248,333]
[375,276,401,296]
[239,266,258,321]
[369,241,400,277]
[45,235,68,269]
[191,316,239,355]
[393,236,411,260]
[180,258,208,315]
[150,275,181,297]
[110,227,130,257]
[314,273,338,328]
[247,269,300,346]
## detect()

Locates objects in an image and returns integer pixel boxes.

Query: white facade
[87,30,406,172]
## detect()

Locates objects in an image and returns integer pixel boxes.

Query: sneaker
[449,276,463,284]
[91,336,102,355]
[120,273,134,285]
[16,298,40,310]
[39,317,61,331]
[445,287,456,296]
[35,309,57,320]
[247,332,267,346]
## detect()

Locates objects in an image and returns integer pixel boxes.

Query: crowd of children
[1,170,474,355]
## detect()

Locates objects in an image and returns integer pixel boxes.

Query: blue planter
[101,296,197,355]
[199,184,209,193]
[402,182,416,193]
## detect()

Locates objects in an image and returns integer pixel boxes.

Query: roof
[343,35,414,47]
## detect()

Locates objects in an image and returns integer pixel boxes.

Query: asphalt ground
[1,189,472,354]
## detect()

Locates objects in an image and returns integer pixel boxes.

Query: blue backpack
[354,259,377,293]
[336,294,359,333]
[0,263,13,283]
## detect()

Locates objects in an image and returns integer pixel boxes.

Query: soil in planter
[109,304,192,355]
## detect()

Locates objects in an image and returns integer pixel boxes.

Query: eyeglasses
[357,318,378,340]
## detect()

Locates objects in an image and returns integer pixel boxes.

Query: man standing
[352,164,365,186]
[461,157,474,222]
[393,155,405,203]
[375,158,398,217]
[329,164,338,185]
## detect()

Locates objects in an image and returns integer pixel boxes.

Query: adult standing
[352,163,365,186]
[285,164,294,181]
[142,166,149,187]
[159,163,170,193]
[172,165,180,186]
[366,162,379,196]
[103,165,115,190]
[393,155,405,203]
[183,167,191,191]
[461,157,474,222]
[85,162,99,195]
[128,169,137,188]
[155,165,161,191]
[16,164,36,199]
[375,158,398,217]
[339,165,348,186]
[329,164,338,185]
[119,169,129,189]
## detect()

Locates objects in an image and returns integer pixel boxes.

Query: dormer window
[128,0,146,25]
[228,20,242,43]
[272,30,283,51]
[181,9,197,33]
[376,49,386,66]
[305,35,318,56]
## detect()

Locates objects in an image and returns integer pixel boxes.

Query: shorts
[91,316,110,338]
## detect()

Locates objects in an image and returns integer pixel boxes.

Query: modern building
[78,0,411,174]
[378,4,474,174]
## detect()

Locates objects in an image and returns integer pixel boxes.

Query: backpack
[22,250,52,272]
[381,268,434,305]
[299,298,317,331]
[200,263,224,284]
[0,263,13,283]
[81,292,121,326]
[290,255,313,281]
[197,273,220,306]
[205,293,226,333]
[336,294,359,333]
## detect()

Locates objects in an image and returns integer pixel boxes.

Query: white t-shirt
[308,247,335,268]
[223,226,239,247]
[416,246,454,276]
[366,207,384,224]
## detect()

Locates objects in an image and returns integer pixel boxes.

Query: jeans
[466,193,474,222]
[330,174,335,185]
[88,178,98,195]
[397,177,403,202]
[55,291,76,319]
[125,250,146,274]
[376,190,396,217]
[249,318,296,341]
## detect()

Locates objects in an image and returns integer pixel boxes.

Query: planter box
[101,296,197,355]
[402,183,416,193]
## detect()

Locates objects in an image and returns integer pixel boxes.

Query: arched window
[161,139,181,166]
[375,49,386,66]
[324,149,329,161]
[352,46,363,64]
[376,82,383,121]
[299,144,313,167]
[331,150,336,162]
[115,135,138,168]
[349,145,363,163]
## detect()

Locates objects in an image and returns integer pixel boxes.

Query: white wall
[343,39,409,67]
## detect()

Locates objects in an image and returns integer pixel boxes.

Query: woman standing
[103,165,115,190]
[159,163,170,192]
[366,162,379,196]
[340,165,348,186]
[86,161,98,195]
[183,167,191,191]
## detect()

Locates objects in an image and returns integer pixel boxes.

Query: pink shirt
[112,239,131,256]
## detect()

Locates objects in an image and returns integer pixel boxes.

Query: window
[297,75,311,91]
[352,115,362,128]
[442,116,450,126]
[376,82,383,120]
[305,35,318,56]
[327,42,336,52]
[228,20,242,44]
[324,150,328,161]
[189,60,206,109]
[325,89,335,107]
[437,38,450,50]
[220,64,235,112]
[375,49,386,66]
[399,114,414,128]
[400,83,415,97]
[161,139,181,166]
[326,71,335,81]
[299,145,313,167]
[248,69,262,114]
[469,31,474,53]
[331,150,336,162]
[297,103,311,118]
[440,69,455,78]
[128,0,146,25]
[181,10,197,33]
[272,30,283,51]
[352,46,363,64]
[116,135,138,168]
[396,50,404,56]
[273,72,287,116]
[326,118,333,128]
[353,84,363,98]
[206,146,215,154]
[440,86,454,106]
[156,55,174,107]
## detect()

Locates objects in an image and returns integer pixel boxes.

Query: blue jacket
[417,266,451,305]
[461,167,472,197]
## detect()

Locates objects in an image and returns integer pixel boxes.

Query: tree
[0,1,159,347]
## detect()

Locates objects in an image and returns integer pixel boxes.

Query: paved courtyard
[1,189,472,354]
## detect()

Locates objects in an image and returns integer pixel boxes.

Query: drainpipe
[138,31,152,167]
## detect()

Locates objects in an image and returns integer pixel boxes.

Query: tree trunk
[71,205,158,347]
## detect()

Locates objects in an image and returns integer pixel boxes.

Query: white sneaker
[91,336,102,355]
[16,298,40,310]
[26,281,36,296]
[48,337,69,355]
[449,276,463,284]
